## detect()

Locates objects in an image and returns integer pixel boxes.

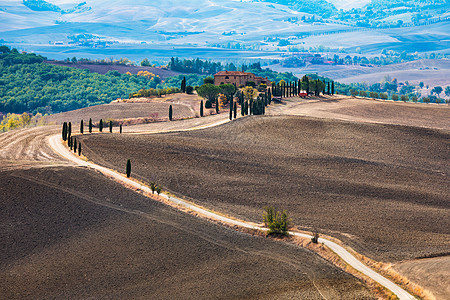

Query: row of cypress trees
[270,77,335,98]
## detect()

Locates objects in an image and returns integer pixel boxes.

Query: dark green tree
[233,102,237,119]
[109,121,113,133]
[89,118,92,133]
[181,76,186,93]
[229,100,233,120]
[215,98,219,114]
[73,137,77,153]
[203,77,214,84]
[331,81,335,95]
[62,122,67,141]
[186,85,194,94]
[120,124,123,133]
[80,120,84,134]
[68,122,72,138]
[126,159,131,178]
[197,84,221,103]
[99,119,103,132]
[69,136,73,149]
[78,142,81,156]
[200,100,204,117]
[169,105,173,121]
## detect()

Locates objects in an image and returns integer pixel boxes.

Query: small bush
[156,186,162,195]
[263,206,290,236]
[186,85,194,94]
[150,182,156,194]
[311,232,320,243]
[205,100,212,108]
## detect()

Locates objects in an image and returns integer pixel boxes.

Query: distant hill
[0,0,448,61]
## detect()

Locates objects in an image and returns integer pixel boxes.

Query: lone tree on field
[109,121,113,133]
[120,124,123,133]
[80,120,84,134]
[99,119,103,132]
[169,105,173,121]
[126,159,131,178]
[89,118,92,133]
[200,100,204,117]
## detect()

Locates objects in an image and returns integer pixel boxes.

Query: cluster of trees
[168,57,297,83]
[129,87,181,99]
[0,112,44,132]
[0,50,182,114]
[0,47,45,66]
[336,77,450,103]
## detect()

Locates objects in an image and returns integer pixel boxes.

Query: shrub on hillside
[205,100,212,108]
[263,206,290,236]
[186,85,194,94]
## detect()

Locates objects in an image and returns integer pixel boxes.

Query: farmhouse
[214,71,271,87]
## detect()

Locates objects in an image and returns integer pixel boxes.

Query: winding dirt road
[48,126,415,299]
[3,96,446,299]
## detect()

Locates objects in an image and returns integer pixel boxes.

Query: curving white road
[48,125,416,300]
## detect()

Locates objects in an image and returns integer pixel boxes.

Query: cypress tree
[89,118,92,133]
[249,99,253,115]
[241,101,245,116]
[327,82,330,95]
[215,98,219,114]
[233,102,237,118]
[69,136,73,149]
[268,89,272,104]
[181,76,186,93]
[80,120,84,134]
[229,101,233,120]
[99,119,103,132]
[169,105,173,121]
[109,121,113,133]
[126,159,131,178]
[62,122,67,141]
[331,81,335,95]
[73,137,77,153]
[68,122,72,138]
[78,142,81,156]
[120,124,122,133]
[200,100,204,117]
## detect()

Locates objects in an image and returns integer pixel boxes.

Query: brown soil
[394,256,450,300]
[269,95,450,130]
[0,166,373,299]
[44,102,195,126]
[79,115,450,262]
[46,61,184,79]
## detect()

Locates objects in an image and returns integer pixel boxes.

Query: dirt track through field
[2,95,448,299]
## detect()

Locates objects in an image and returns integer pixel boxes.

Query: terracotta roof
[215,71,252,76]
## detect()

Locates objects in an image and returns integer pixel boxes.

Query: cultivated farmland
[79,115,450,262]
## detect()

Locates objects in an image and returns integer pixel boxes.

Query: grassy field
[79,115,450,262]
[0,166,373,299]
